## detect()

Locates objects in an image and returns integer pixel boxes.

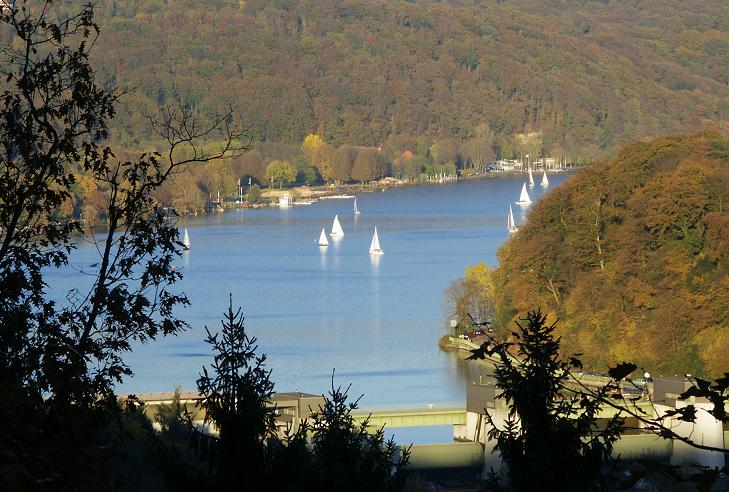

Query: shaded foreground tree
[468,311,623,491]
[184,303,410,491]
[468,310,729,490]
[0,2,246,488]
[195,296,276,485]
[268,375,411,492]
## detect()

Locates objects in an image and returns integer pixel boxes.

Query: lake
[47,174,570,443]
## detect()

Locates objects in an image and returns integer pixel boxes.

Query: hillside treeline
[59,134,457,219]
[80,0,729,161]
[493,132,729,378]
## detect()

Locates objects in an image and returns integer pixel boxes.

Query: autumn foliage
[494,133,729,378]
[68,0,729,160]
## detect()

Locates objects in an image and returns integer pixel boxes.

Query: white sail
[517,183,532,205]
[317,228,329,246]
[528,168,535,187]
[331,214,344,236]
[541,170,549,187]
[369,227,383,255]
[354,197,361,215]
[182,228,191,250]
[508,205,518,233]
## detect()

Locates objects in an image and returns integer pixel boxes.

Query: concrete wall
[655,402,726,468]
[407,442,484,470]
[612,434,671,460]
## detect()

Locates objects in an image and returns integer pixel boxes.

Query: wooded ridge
[493,132,729,378]
[78,0,729,160]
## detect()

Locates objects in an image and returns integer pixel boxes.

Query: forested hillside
[83,0,729,160]
[493,133,729,377]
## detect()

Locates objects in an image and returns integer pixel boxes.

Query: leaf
[679,385,703,400]
[608,362,637,381]
[708,403,727,423]
[712,373,729,392]
[467,342,491,361]
[661,405,696,423]
[695,377,711,392]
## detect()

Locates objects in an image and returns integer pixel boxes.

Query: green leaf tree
[266,159,297,188]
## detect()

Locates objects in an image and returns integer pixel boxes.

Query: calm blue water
[46,175,569,443]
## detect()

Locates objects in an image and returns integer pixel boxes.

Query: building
[278,193,292,208]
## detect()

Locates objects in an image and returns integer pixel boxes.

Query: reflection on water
[47,175,570,438]
[369,253,381,271]
[319,246,327,269]
[448,350,493,386]
[182,249,190,269]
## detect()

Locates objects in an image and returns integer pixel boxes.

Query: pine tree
[196,296,276,484]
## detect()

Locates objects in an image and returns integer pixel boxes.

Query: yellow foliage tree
[465,262,496,301]
[302,134,325,157]
[446,262,496,328]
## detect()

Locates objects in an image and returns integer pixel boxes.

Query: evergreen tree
[469,311,623,491]
[269,375,410,492]
[196,297,276,485]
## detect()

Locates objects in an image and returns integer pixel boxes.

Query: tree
[332,146,356,182]
[445,262,496,327]
[195,297,276,484]
[492,133,729,376]
[312,142,336,182]
[468,311,623,491]
[391,150,422,179]
[247,184,262,203]
[302,133,325,157]
[468,310,729,490]
[351,148,387,182]
[0,2,247,485]
[429,139,458,167]
[234,149,267,185]
[293,154,319,185]
[463,123,495,169]
[266,159,297,188]
[269,374,410,491]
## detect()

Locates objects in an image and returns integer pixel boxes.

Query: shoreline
[239,168,578,211]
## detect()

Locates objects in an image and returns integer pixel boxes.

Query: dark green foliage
[269,376,410,492]
[195,296,276,484]
[470,311,623,492]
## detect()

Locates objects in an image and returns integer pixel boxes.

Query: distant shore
[252,168,577,209]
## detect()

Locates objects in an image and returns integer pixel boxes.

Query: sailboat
[541,170,549,188]
[353,197,361,215]
[317,228,329,247]
[369,227,384,255]
[516,183,532,205]
[182,228,191,250]
[330,214,344,236]
[508,205,518,234]
[528,168,535,187]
